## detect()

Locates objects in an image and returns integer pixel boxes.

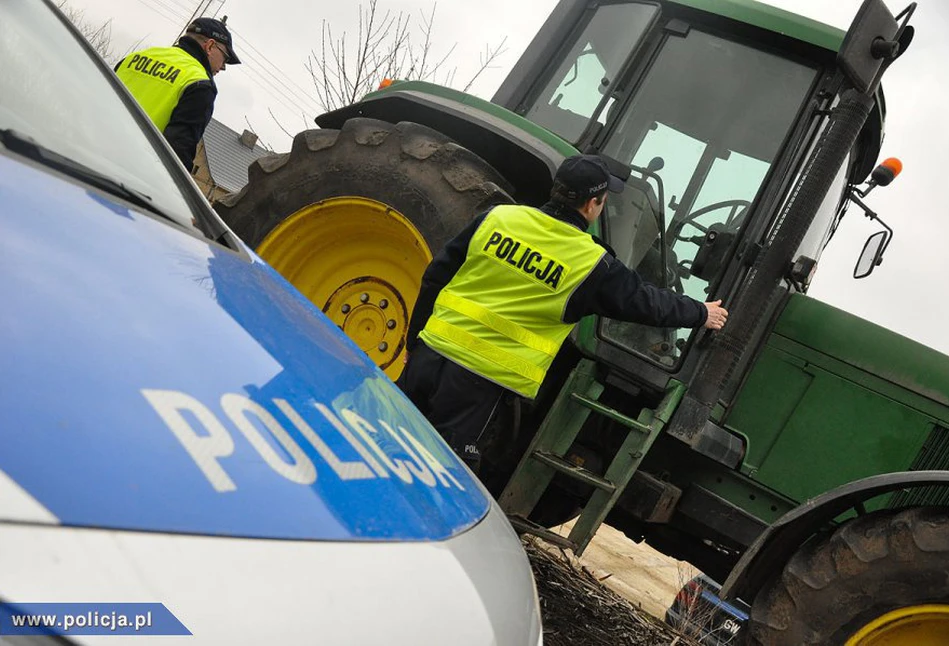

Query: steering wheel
[672,199,751,243]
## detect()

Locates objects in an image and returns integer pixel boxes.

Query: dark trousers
[397,342,505,472]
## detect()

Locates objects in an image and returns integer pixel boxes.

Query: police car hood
[0,154,489,542]
[0,504,542,645]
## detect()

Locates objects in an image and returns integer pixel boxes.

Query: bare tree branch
[304,0,507,112]
[244,116,274,152]
[463,37,509,93]
[57,0,118,64]
[267,108,294,142]
[412,4,436,80]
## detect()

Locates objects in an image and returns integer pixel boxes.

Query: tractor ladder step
[570,393,651,436]
[531,451,616,492]
[508,515,577,550]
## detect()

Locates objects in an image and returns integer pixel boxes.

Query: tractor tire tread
[748,506,949,645]
[214,118,512,252]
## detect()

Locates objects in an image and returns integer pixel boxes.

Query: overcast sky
[65,0,949,355]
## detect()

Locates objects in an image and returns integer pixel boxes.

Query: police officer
[116,17,240,170]
[398,154,728,473]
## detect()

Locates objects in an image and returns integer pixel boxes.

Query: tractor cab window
[524,2,657,144]
[599,28,817,366]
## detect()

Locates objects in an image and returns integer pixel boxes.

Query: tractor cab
[495,0,885,369]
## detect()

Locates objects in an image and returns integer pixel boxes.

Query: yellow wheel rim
[845,605,949,645]
[257,196,432,379]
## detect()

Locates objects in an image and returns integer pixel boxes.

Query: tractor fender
[720,470,949,605]
[315,86,572,207]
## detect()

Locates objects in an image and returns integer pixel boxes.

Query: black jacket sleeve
[564,251,708,328]
[163,80,216,171]
[405,212,488,351]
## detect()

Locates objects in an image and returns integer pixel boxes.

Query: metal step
[508,515,576,550]
[570,393,651,433]
[531,451,616,492]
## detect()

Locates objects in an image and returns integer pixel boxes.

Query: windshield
[0,0,196,229]
[599,28,818,366]
[524,2,658,144]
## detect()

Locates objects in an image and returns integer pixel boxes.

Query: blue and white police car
[0,1,542,643]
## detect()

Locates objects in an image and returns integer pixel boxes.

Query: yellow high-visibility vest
[420,204,604,399]
[116,46,209,131]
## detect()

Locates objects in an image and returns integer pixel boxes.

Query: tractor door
[591,19,821,370]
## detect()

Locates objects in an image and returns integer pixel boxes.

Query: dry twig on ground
[524,538,701,646]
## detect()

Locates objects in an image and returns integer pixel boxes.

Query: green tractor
[216,0,949,643]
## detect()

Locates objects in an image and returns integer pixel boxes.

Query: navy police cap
[555,154,625,200]
[186,17,241,64]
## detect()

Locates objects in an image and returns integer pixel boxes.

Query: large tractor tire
[216,118,578,524]
[214,118,512,380]
[748,506,949,645]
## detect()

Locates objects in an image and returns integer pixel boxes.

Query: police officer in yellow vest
[398,154,729,472]
[115,17,240,170]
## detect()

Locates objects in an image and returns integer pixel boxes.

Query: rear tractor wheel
[214,118,512,379]
[748,506,949,645]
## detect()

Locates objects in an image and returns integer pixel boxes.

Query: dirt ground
[526,522,702,646]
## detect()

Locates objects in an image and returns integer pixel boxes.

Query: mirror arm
[848,189,894,256]
[877,215,894,257]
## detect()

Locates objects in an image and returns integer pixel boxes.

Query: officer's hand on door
[703,300,728,330]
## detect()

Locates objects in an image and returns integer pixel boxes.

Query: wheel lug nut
[360,293,370,303]
[378,342,389,352]
[379,299,389,309]
[341,304,351,314]
[387,319,397,329]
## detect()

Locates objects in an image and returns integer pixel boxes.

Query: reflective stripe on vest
[419,204,604,399]
[116,47,209,131]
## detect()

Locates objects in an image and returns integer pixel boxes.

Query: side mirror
[838,0,915,94]
[837,0,900,93]
[854,230,888,278]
